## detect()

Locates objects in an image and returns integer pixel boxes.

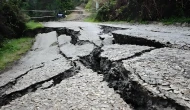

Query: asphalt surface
[0,21,190,110]
[0,22,132,110]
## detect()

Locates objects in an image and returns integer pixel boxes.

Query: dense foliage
[0,0,26,46]
[21,0,81,17]
[95,0,190,22]
[0,0,79,46]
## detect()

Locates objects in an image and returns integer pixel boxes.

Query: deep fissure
[2,26,187,110]
[0,67,79,107]
[78,26,186,109]
[0,63,45,97]
[0,27,83,108]
[79,47,186,110]
[99,25,129,34]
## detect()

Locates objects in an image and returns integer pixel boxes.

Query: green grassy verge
[161,17,190,25]
[26,21,44,30]
[83,13,99,22]
[0,37,34,71]
[84,17,96,22]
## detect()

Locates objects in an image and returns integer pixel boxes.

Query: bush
[85,0,94,10]
[95,0,190,22]
[0,0,26,47]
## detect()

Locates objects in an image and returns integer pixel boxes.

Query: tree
[0,0,26,46]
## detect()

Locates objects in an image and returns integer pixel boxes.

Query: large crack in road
[0,31,80,107]
[0,63,45,96]
[0,21,190,110]
[0,22,132,110]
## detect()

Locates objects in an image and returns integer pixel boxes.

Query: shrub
[95,0,190,22]
[0,0,26,47]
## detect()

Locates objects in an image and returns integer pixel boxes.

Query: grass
[161,17,190,25]
[26,21,44,30]
[0,37,34,71]
[84,17,96,22]
[83,13,99,22]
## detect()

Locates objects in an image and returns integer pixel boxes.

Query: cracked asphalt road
[0,22,132,110]
[0,21,190,110]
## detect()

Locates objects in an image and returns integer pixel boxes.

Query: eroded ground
[0,21,190,110]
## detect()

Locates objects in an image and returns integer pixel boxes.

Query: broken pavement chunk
[60,43,95,60]
[58,35,95,60]
[58,35,72,46]
[5,57,71,95]
[123,48,190,109]
[101,44,155,61]
[113,29,190,49]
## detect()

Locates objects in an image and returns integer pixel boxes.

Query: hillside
[89,0,190,23]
